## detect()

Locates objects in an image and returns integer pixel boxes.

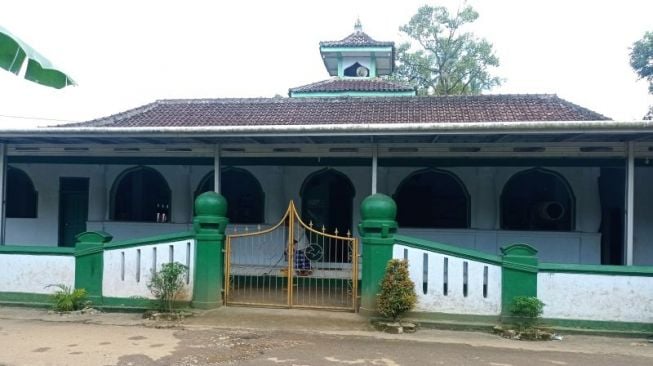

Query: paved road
[0,316,651,366]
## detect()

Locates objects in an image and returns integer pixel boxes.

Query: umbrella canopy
[0,25,75,89]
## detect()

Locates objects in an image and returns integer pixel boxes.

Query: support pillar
[625,141,635,265]
[0,143,6,245]
[358,193,397,314]
[371,146,378,195]
[74,231,113,305]
[192,191,228,309]
[214,144,221,193]
[500,244,538,316]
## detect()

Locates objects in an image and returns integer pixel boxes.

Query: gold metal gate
[225,201,358,311]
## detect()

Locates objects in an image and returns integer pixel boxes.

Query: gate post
[74,231,113,305]
[192,192,229,309]
[500,244,539,316]
[358,193,398,314]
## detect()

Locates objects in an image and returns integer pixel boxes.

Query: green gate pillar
[500,244,539,315]
[192,191,229,309]
[74,231,113,305]
[358,193,398,314]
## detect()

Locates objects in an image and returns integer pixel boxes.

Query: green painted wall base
[0,292,53,308]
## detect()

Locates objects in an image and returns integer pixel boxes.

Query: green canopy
[0,25,75,89]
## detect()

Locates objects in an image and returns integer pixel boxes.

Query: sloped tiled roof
[319,30,394,48]
[69,95,610,128]
[289,78,414,94]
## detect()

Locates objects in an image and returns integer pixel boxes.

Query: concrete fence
[0,247,75,302]
[0,191,227,310]
[393,242,502,316]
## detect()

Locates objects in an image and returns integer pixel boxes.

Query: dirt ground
[0,306,652,366]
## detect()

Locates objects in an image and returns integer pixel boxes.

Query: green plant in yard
[510,296,545,331]
[147,262,188,313]
[47,284,88,312]
[377,259,417,321]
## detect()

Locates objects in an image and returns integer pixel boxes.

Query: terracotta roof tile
[71,95,610,128]
[289,78,414,93]
[319,31,394,48]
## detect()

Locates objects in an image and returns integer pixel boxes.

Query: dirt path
[0,307,652,366]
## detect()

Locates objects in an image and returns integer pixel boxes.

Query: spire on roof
[354,18,363,33]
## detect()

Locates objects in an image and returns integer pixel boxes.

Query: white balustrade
[393,244,501,315]
[103,239,196,299]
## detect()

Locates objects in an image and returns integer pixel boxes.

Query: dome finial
[354,17,363,32]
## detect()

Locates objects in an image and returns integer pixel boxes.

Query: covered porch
[0,123,652,266]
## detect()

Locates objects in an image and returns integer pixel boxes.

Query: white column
[213,144,221,193]
[476,167,496,230]
[0,143,6,245]
[371,145,378,194]
[625,141,635,265]
[89,164,107,221]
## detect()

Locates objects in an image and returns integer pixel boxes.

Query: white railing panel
[393,244,501,315]
[103,239,196,300]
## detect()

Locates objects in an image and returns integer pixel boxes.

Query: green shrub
[47,284,88,312]
[377,259,417,321]
[510,296,545,331]
[147,262,188,313]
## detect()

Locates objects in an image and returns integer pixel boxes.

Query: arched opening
[300,169,355,234]
[111,166,171,222]
[6,167,37,218]
[501,168,575,231]
[344,62,369,77]
[394,169,470,228]
[195,168,264,224]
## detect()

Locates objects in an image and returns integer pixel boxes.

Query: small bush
[377,259,417,321]
[147,262,188,313]
[510,296,545,331]
[47,284,88,312]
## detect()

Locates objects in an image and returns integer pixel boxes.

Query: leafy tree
[393,4,501,95]
[630,31,653,120]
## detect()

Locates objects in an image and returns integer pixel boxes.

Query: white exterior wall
[538,272,653,323]
[8,162,653,265]
[393,244,502,315]
[0,254,74,294]
[102,239,195,299]
[386,166,602,264]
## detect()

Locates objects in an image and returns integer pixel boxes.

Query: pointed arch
[6,166,38,218]
[195,167,264,224]
[110,166,171,222]
[501,168,575,231]
[394,168,470,228]
[300,168,355,235]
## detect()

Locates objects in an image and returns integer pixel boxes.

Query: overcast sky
[0,0,652,127]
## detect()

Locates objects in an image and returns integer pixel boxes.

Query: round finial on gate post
[360,193,397,221]
[194,191,227,218]
[359,193,398,238]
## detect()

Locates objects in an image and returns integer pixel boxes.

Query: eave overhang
[0,120,651,145]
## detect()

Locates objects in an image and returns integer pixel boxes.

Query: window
[111,167,171,222]
[394,169,470,228]
[344,62,369,77]
[195,168,264,224]
[501,168,574,231]
[6,167,37,218]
